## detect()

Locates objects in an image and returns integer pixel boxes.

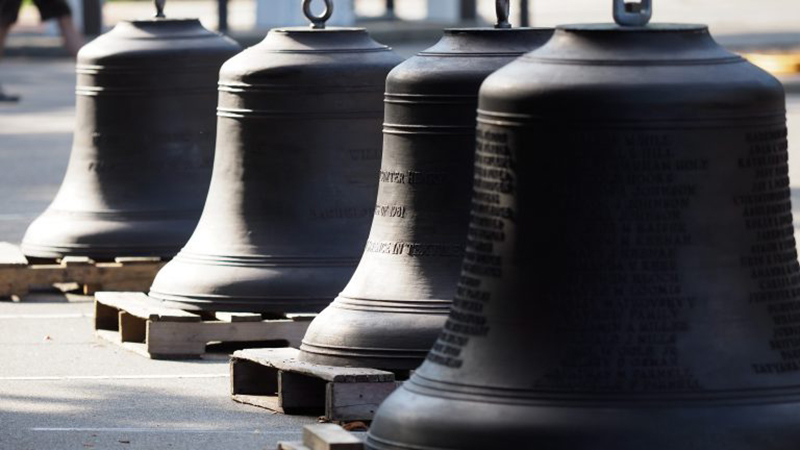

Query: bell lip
[20,241,181,261]
[151,294,331,314]
[557,23,708,32]
[298,345,429,370]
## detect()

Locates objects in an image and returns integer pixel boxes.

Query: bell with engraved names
[299,1,552,371]
[148,0,402,313]
[367,1,800,448]
[20,0,240,261]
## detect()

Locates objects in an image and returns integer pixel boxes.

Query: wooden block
[215,311,264,322]
[88,261,165,292]
[285,313,317,322]
[95,292,201,322]
[303,424,363,450]
[278,441,312,450]
[145,321,207,358]
[144,320,309,353]
[326,382,397,422]
[114,256,162,264]
[0,245,162,298]
[83,283,100,295]
[0,243,30,297]
[279,371,326,413]
[232,348,394,383]
[61,256,95,266]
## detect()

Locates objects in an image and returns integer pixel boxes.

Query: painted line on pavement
[0,313,91,319]
[0,374,229,381]
[30,428,297,434]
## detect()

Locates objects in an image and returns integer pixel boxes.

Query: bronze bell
[298,1,553,371]
[148,0,403,313]
[368,0,800,448]
[20,1,240,261]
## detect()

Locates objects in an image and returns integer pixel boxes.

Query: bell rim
[151,294,332,313]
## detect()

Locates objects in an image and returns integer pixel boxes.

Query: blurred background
[7,0,800,34]
[6,0,800,55]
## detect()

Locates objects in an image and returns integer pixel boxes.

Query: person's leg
[56,14,81,56]
[32,0,81,56]
[0,22,10,59]
[0,0,21,57]
[0,0,21,102]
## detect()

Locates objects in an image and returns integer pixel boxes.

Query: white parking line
[0,313,91,319]
[0,374,229,381]
[30,428,297,434]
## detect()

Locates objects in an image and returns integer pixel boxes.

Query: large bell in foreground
[368,1,800,448]
[20,4,240,261]
[299,2,552,371]
[148,0,402,313]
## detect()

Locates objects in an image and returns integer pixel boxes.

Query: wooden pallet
[0,242,165,298]
[95,292,313,359]
[231,347,398,422]
[278,424,364,450]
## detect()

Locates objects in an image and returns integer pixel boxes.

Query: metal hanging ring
[303,0,334,29]
[495,0,511,29]
[613,0,652,27]
[154,0,166,18]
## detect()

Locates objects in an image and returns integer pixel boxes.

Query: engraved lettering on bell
[147,15,402,313]
[297,3,553,371]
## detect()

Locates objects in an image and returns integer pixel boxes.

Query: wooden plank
[278,441,312,450]
[0,246,163,297]
[232,348,394,383]
[145,321,207,358]
[146,319,310,353]
[61,256,94,266]
[81,260,165,292]
[303,424,363,450]
[0,243,30,297]
[95,292,201,322]
[326,382,397,422]
[114,257,162,264]
[214,312,264,323]
[285,313,317,322]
